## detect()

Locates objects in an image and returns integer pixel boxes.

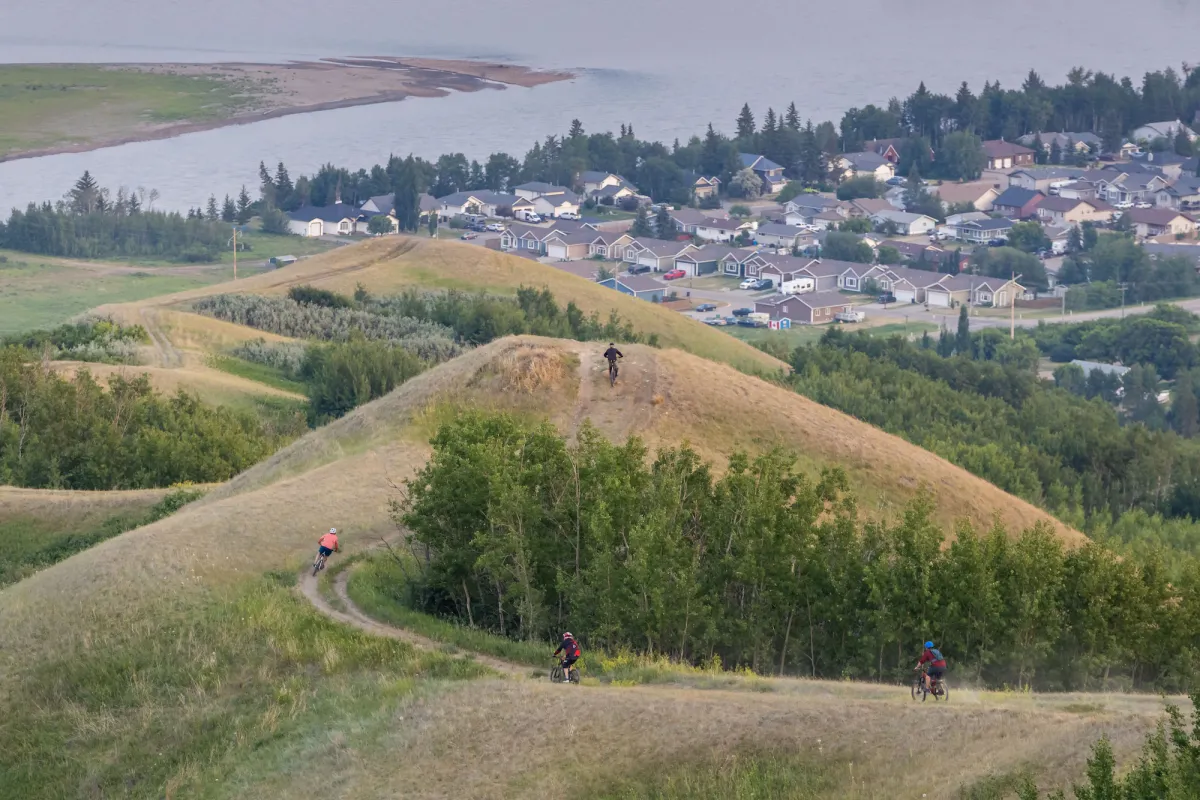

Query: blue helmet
[924,641,935,649]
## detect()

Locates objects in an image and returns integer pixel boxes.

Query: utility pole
[232,226,238,281]
[1010,270,1023,340]
[1119,283,1127,319]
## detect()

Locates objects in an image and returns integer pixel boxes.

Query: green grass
[0,64,260,158]
[724,320,939,351]
[208,354,308,395]
[594,753,847,799]
[0,576,489,799]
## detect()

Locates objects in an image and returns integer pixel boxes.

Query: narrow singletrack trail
[298,565,533,678]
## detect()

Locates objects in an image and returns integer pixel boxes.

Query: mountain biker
[915,640,947,692]
[316,528,340,569]
[553,631,581,683]
[603,343,623,372]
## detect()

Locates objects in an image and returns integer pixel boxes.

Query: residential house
[756,291,853,325]
[875,266,945,303]
[754,222,809,250]
[579,171,632,194]
[1131,120,1197,144]
[925,275,1024,308]
[838,263,888,291]
[694,216,756,243]
[674,246,742,278]
[982,140,1037,170]
[437,190,520,219]
[1155,176,1200,210]
[623,239,698,271]
[500,220,598,254]
[992,187,1046,218]
[1044,224,1073,255]
[543,230,598,261]
[1129,151,1189,181]
[598,275,665,303]
[1055,180,1101,200]
[718,249,762,279]
[1007,167,1088,193]
[881,239,944,264]
[869,210,937,235]
[512,182,581,217]
[931,181,1001,211]
[286,204,363,237]
[668,207,728,236]
[1017,132,1101,156]
[690,175,721,201]
[1035,196,1115,226]
[861,138,903,163]
[1097,170,1171,205]
[954,217,1015,243]
[945,210,991,228]
[739,153,788,194]
[513,181,570,201]
[1123,208,1198,239]
[754,254,819,293]
[802,209,851,231]
[587,231,635,261]
[1072,359,1131,380]
[834,151,896,183]
[848,197,900,217]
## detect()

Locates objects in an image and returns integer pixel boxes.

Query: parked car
[739,278,759,289]
[736,318,766,328]
[731,307,752,317]
[484,223,505,232]
[460,232,477,240]
[754,279,773,290]
[627,264,652,275]
[467,222,486,232]
[987,239,1007,247]
[835,310,866,323]
[1135,202,1152,209]
[695,303,717,312]
[878,293,896,304]
[663,269,686,280]
[703,316,726,326]
[886,176,905,186]
[557,211,580,220]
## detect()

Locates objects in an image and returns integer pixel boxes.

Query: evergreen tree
[1049,139,1062,164]
[236,186,253,224]
[568,118,585,139]
[654,205,674,239]
[393,156,422,232]
[736,103,756,142]
[69,171,101,215]
[630,204,654,238]
[1067,225,1083,254]
[763,108,777,134]
[1032,134,1047,164]
[955,304,972,356]
[1172,371,1199,437]
[700,123,725,176]
[428,211,438,238]
[205,195,219,222]
[1082,221,1099,251]
[785,102,800,131]
[258,162,276,208]
[798,121,825,185]
[274,163,294,209]
[221,195,236,222]
[936,328,955,357]
[1175,127,1195,156]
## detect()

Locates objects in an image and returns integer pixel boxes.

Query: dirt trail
[566,342,659,442]
[297,566,532,678]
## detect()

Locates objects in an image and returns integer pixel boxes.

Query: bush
[301,338,426,423]
[259,207,291,234]
[287,285,354,308]
[835,176,883,201]
[3,317,147,365]
[231,339,309,377]
[448,217,467,229]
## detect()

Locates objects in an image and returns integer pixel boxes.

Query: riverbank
[0,58,573,163]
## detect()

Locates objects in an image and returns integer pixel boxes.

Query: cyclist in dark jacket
[916,640,947,692]
[554,632,581,683]
[603,344,623,365]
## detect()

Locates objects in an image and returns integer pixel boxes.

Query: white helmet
[328,528,338,534]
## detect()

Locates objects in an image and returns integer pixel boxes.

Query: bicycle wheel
[569,667,580,684]
[311,556,322,577]
[911,681,920,701]
[938,681,949,701]
[550,666,563,683]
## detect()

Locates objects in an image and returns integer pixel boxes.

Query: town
[280,116,1200,334]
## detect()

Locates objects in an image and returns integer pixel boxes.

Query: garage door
[927,290,950,307]
[547,244,568,260]
[893,289,916,303]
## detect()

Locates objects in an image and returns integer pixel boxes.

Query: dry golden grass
[0,486,170,530]
[215,677,1166,800]
[49,360,304,405]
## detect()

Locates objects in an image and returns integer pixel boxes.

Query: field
[0,64,256,158]
[0,236,1151,798]
[724,319,940,350]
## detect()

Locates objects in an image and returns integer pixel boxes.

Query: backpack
[927,647,944,662]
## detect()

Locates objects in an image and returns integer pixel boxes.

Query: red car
[662,269,686,280]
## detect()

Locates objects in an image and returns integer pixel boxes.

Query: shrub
[301,338,426,423]
[287,285,354,308]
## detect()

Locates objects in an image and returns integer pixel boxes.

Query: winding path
[298,565,533,678]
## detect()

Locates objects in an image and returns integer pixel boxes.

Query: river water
[1,0,1198,210]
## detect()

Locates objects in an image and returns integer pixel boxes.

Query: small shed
[599,275,665,303]
[270,255,297,268]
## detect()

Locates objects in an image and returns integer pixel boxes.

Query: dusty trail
[298,565,532,678]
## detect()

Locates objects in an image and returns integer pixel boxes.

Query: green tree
[1007,221,1051,253]
[729,168,763,198]
[259,207,290,235]
[1172,370,1199,437]
[301,337,425,424]
[393,156,422,232]
[221,195,236,223]
[835,176,882,200]
[367,215,394,235]
[955,304,971,355]
[1067,225,1083,254]
[1174,127,1195,156]
[1082,221,1099,251]
[1032,134,1047,164]
[839,217,872,233]
[236,185,253,224]
[654,205,674,239]
[937,131,986,180]
[876,245,901,264]
[822,231,874,263]
[630,204,654,238]
[1049,139,1063,164]
[785,102,800,131]
[735,103,756,141]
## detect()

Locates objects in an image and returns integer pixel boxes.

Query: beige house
[931,181,1001,211]
[1123,208,1198,239]
[833,152,896,183]
[1035,197,1115,226]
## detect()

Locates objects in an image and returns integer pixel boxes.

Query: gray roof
[755,222,807,240]
[1142,243,1200,264]
[546,230,600,246]
[787,193,839,211]
[1010,166,1087,181]
[871,210,935,224]
[1071,359,1130,378]
[678,245,742,263]
[993,186,1045,207]
[514,181,570,194]
[631,239,695,257]
[670,207,728,225]
[740,152,784,172]
[607,275,663,293]
[287,203,361,223]
[1037,196,1093,212]
[793,290,854,309]
[756,293,795,308]
[841,151,889,171]
[882,266,948,287]
[580,170,619,183]
[363,192,437,215]
[960,218,1015,232]
[437,190,518,207]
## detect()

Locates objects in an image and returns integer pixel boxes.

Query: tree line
[399,410,1200,692]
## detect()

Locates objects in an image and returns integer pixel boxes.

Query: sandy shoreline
[0,57,573,163]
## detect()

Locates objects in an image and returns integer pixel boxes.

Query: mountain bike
[912,666,949,702]
[312,550,329,577]
[607,359,619,387]
[550,658,581,684]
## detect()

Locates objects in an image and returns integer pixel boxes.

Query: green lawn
[724,320,939,351]
[0,64,258,158]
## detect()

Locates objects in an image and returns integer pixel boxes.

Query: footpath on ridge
[297,565,533,678]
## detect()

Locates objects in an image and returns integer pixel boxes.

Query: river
[1,0,1198,210]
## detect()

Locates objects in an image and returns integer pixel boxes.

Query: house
[869,210,937,235]
[874,266,944,303]
[500,220,598,254]
[513,181,570,200]
[1017,132,1101,156]
[1131,120,1197,144]
[848,197,899,217]
[623,239,698,271]
[754,255,818,293]
[881,239,944,263]
[694,216,756,243]
[834,151,896,183]
[674,246,743,277]
[982,140,1037,170]
[837,263,888,291]
[966,276,1024,308]
[1055,180,1101,200]
[530,191,581,219]
[930,181,1001,211]
[579,171,633,194]
[1071,359,1130,380]
[587,231,635,261]
[861,138,932,165]
[1097,171,1171,205]
[437,190,520,219]
[757,291,853,325]
[1129,151,1189,180]
[754,222,809,250]
[669,207,728,235]
[1123,208,1198,239]
[1155,176,1200,210]
[544,230,598,261]
[945,210,991,228]
[598,275,665,303]
[925,275,1024,308]
[718,249,762,279]
[785,202,848,228]
[784,194,841,214]
[1007,167,1088,194]
[992,187,1046,218]
[954,217,1015,243]
[1044,224,1073,255]
[739,153,788,193]
[1035,196,1115,226]
[690,175,721,200]
[286,204,363,237]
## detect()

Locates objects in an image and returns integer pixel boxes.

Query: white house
[834,152,896,183]
[1131,120,1197,144]
[694,216,756,243]
[437,190,521,219]
[869,210,937,236]
[286,204,363,237]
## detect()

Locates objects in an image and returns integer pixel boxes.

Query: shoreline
[0,57,574,164]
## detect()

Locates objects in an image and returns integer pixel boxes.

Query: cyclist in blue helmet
[915,640,947,692]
